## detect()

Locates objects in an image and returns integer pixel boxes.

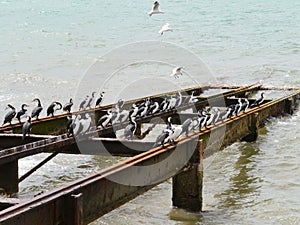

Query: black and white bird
[95,92,105,107]
[159,23,173,35]
[63,98,73,113]
[72,115,83,136]
[47,101,62,117]
[97,110,113,129]
[124,116,137,139]
[170,67,183,79]
[137,99,150,117]
[148,1,164,16]
[251,92,265,108]
[22,116,32,140]
[116,98,125,109]
[167,95,177,110]
[160,97,169,112]
[153,128,173,148]
[241,98,250,112]
[175,91,183,108]
[2,104,16,126]
[86,91,97,109]
[148,101,160,114]
[185,91,198,104]
[80,113,92,134]
[3,104,16,125]
[227,105,236,118]
[234,98,243,116]
[79,95,89,110]
[16,104,28,123]
[180,118,193,137]
[66,116,74,136]
[129,103,139,118]
[167,117,192,144]
[219,107,232,122]
[31,98,43,120]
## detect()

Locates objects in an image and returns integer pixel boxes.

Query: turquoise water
[0,0,300,224]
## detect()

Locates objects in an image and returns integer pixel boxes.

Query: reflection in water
[215,144,261,209]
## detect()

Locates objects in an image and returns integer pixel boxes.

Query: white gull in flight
[170,67,183,79]
[159,23,173,35]
[148,1,164,16]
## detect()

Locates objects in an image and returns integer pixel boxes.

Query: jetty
[0,84,299,225]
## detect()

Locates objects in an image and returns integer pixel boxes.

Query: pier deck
[0,84,299,225]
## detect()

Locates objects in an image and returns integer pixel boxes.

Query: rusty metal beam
[0,198,20,211]
[0,134,74,165]
[0,134,56,150]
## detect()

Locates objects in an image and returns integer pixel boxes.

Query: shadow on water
[215,143,262,209]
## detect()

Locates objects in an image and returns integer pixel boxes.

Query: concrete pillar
[0,161,19,194]
[172,140,203,212]
[284,98,294,115]
[242,113,259,142]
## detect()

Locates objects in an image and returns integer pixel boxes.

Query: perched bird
[116,98,125,109]
[180,118,193,137]
[153,128,173,148]
[63,98,73,113]
[79,95,89,110]
[251,92,265,108]
[159,23,173,35]
[234,98,243,116]
[175,91,183,108]
[47,101,62,117]
[22,116,32,140]
[148,1,164,16]
[16,104,28,123]
[124,116,137,139]
[129,104,139,118]
[86,91,97,109]
[97,110,113,129]
[31,98,43,120]
[80,113,92,134]
[95,92,105,107]
[137,99,150,117]
[148,101,160,114]
[166,116,173,129]
[219,107,232,122]
[72,115,83,136]
[167,117,192,144]
[3,104,16,125]
[241,98,249,112]
[160,97,169,111]
[185,91,199,104]
[170,67,183,79]
[66,116,74,136]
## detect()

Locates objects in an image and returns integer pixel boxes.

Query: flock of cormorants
[1,90,265,145]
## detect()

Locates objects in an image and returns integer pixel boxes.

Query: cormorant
[47,101,62,117]
[63,98,73,113]
[22,116,32,140]
[2,104,16,125]
[95,92,105,107]
[31,98,43,120]
[16,104,28,123]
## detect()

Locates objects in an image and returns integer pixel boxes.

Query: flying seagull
[148,1,164,16]
[170,67,183,79]
[159,23,173,35]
